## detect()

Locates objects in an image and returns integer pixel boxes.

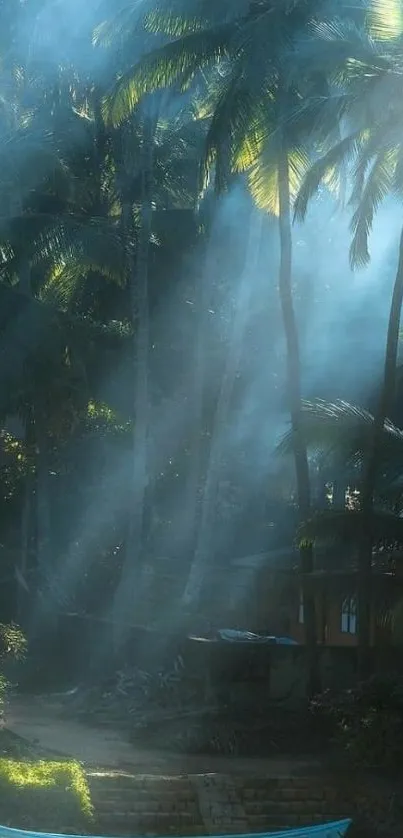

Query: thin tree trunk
[358,225,403,679]
[277,144,319,697]
[112,120,153,648]
[182,210,264,608]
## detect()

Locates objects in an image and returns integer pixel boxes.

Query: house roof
[229,547,298,571]
[305,568,403,599]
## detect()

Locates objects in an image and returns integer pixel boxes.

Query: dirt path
[6,694,320,776]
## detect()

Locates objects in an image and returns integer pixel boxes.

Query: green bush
[0,624,26,662]
[0,623,26,723]
[311,674,403,772]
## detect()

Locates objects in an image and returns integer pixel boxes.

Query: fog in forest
[0,0,401,691]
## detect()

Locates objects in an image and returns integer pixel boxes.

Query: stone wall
[87,771,403,837]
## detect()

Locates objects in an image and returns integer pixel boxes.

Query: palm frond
[93,0,150,47]
[31,215,126,285]
[392,142,403,196]
[294,131,363,221]
[144,0,239,36]
[348,115,401,206]
[201,63,266,191]
[277,398,403,471]
[246,143,310,216]
[38,255,125,311]
[63,314,132,349]
[292,17,381,88]
[105,26,232,126]
[367,0,403,40]
[39,262,85,309]
[349,148,395,268]
[0,127,68,219]
[300,508,403,547]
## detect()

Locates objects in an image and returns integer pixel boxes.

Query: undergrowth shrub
[0,623,26,722]
[311,673,403,772]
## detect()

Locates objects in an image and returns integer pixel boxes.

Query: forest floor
[4,693,320,776]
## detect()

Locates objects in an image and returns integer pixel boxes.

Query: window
[341,596,357,634]
[298,590,304,624]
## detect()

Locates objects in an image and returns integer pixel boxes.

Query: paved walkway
[6,694,320,776]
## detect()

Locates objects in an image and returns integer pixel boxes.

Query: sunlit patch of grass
[0,759,94,820]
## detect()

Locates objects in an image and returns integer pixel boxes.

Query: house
[289,564,403,647]
[225,547,403,647]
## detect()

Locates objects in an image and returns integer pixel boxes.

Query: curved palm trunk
[112,120,153,650]
[277,145,319,698]
[358,226,403,678]
[182,211,264,608]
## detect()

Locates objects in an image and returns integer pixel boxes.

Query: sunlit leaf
[367,0,403,40]
[105,27,231,126]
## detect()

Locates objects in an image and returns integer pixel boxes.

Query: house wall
[289,593,378,647]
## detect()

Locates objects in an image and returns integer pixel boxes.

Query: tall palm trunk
[182,210,264,608]
[358,226,403,678]
[18,406,35,626]
[112,120,153,648]
[19,259,52,630]
[277,145,319,697]
[34,403,52,584]
[181,242,215,582]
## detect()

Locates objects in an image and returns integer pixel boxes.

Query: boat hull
[0,819,352,838]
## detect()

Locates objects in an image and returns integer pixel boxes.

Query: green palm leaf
[246,143,311,216]
[30,215,126,281]
[201,64,266,191]
[349,148,395,267]
[294,131,364,221]
[277,398,403,471]
[105,26,232,126]
[144,0,240,36]
[367,0,403,40]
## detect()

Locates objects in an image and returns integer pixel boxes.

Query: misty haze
[0,1,402,838]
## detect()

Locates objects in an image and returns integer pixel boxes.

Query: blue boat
[0,820,352,838]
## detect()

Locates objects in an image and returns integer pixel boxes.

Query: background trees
[0,0,402,690]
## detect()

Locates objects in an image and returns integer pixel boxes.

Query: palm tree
[100,88,207,636]
[105,112,154,646]
[182,207,264,606]
[102,0,325,688]
[294,1,403,675]
[0,61,127,620]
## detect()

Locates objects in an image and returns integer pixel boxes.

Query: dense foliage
[0,758,93,830]
[312,674,403,772]
[1,0,403,696]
